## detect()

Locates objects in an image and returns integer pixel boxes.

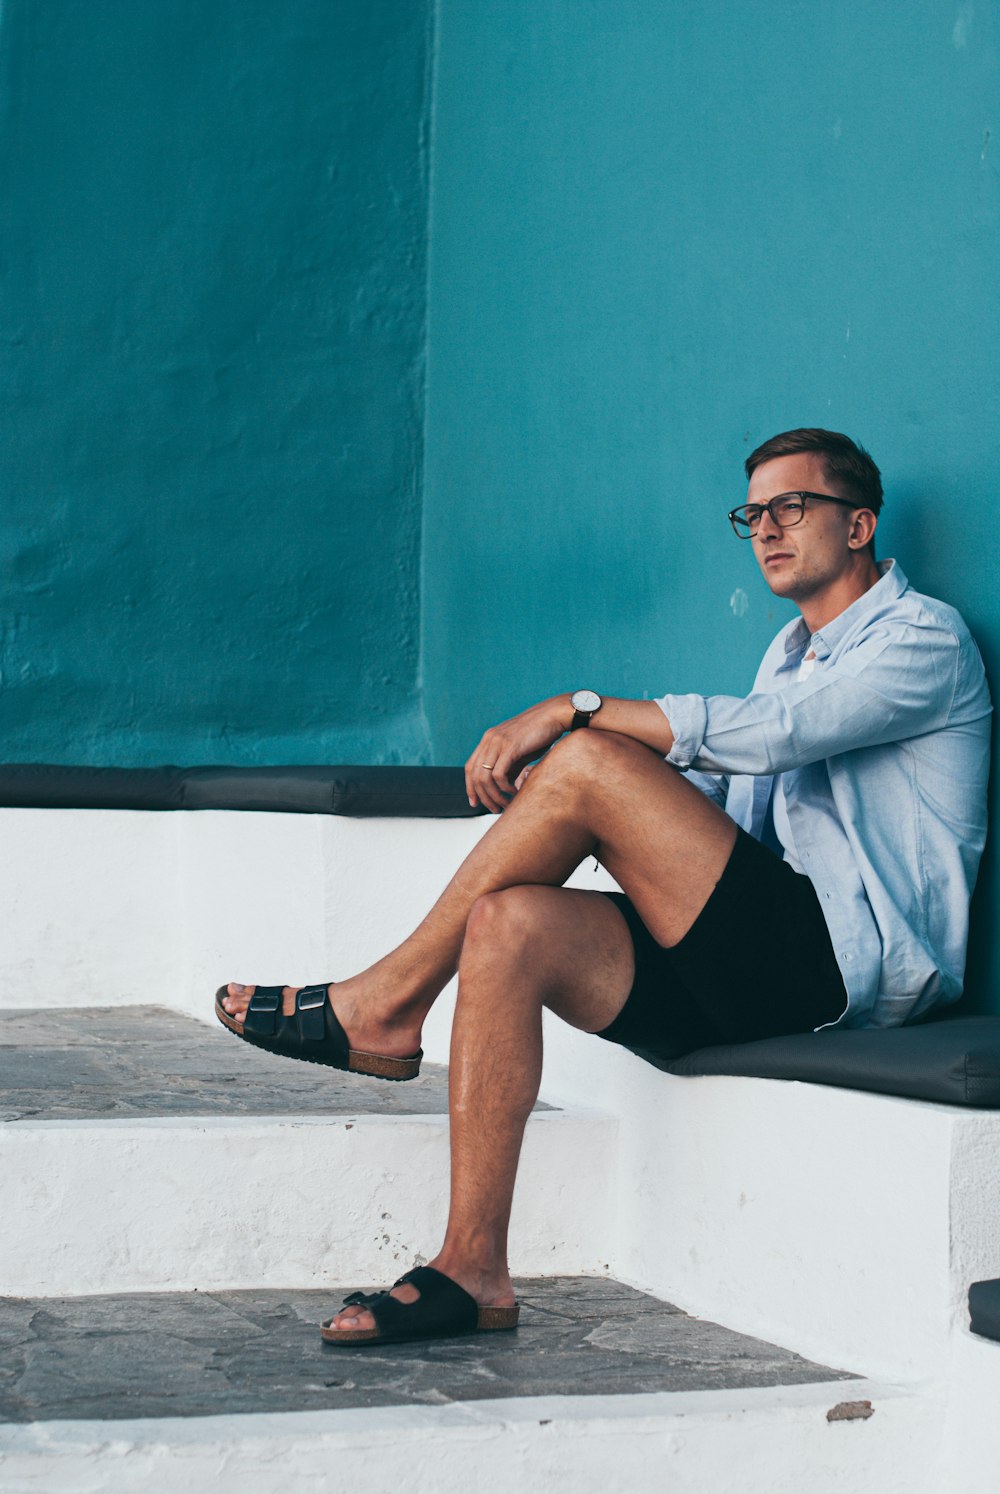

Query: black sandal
[214,984,422,1082]
[320,1265,520,1346]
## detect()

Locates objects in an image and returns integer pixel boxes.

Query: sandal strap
[295,984,328,1042]
[341,1289,383,1309]
[237,982,350,1066]
[243,984,335,1046]
[243,986,282,1037]
[363,1266,479,1340]
[339,1274,416,1311]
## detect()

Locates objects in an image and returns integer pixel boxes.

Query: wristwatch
[570,689,603,730]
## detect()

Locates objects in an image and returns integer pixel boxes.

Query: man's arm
[465,694,675,812]
[465,617,983,810]
[657,621,979,778]
[587,697,675,754]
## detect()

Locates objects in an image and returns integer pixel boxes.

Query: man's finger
[481,732,518,791]
[475,761,509,814]
[491,754,518,794]
[477,783,503,813]
[465,733,494,806]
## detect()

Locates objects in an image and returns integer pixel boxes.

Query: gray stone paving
[0,1277,855,1423]
[0,1005,553,1121]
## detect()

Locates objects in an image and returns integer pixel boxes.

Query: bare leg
[221,730,736,1059]
[325,883,636,1331]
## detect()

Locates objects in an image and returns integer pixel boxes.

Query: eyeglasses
[728,491,859,538]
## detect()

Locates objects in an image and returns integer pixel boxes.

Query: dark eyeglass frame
[727,490,859,539]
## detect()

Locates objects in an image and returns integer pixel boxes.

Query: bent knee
[462,887,552,959]
[536,726,655,783]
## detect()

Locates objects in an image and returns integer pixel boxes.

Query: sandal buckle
[297,986,327,1010]
[250,989,280,1012]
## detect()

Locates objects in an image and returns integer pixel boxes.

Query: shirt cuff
[654,693,708,770]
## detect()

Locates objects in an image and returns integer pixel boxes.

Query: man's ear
[848,509,877,550]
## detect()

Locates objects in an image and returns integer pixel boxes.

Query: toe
[221,982,254,1016]
[326,1307,375,1333]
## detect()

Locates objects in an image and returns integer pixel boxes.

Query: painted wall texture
[421,0,1000,1007]
[0,0,432,763]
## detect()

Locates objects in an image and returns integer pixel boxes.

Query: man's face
[746,453,862,604]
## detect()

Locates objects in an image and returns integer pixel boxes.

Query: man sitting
[217,427,991,1347]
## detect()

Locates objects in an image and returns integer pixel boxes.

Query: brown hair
[744,428,883,518]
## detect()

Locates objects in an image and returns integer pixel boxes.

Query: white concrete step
[0,1007,617,1297]
[0,1381,936,1494]
[0,1273,933,1494]
[1,1108,614,1297]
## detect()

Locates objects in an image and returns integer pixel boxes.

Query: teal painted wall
[422,0,999,1006]
[3,2,998,1002]
[0,0,432,764]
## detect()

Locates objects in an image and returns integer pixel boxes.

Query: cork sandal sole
[213,986,421,1082]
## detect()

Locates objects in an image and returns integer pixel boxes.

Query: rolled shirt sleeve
[658,693,708,771]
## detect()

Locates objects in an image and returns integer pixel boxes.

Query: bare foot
[218,976,422,1061]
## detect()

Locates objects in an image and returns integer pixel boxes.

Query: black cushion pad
[0,764,186,810]
[0,764,484,818]
[969,1280,1000,1341]
[661,1016,1000,1107]
[181,766,483,817]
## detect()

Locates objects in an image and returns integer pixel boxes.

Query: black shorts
[595,827,848,1066]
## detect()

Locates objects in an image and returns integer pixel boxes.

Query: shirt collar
[780,559,907,665]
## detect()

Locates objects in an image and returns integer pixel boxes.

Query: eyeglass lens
[731,496,805,535]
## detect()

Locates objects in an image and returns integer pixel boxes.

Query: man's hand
[465,696,571,812]
[465,694,675,812]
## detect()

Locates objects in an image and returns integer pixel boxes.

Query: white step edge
[0,1109,617,1296]
[0,1380,939,1494]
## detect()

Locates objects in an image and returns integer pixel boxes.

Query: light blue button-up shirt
[655,561,992,1030]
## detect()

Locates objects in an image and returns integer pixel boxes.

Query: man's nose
[755,504,783,541]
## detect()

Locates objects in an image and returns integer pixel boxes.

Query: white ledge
[0,1381,933,1494]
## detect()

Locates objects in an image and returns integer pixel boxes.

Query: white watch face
[572,689,602,713]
